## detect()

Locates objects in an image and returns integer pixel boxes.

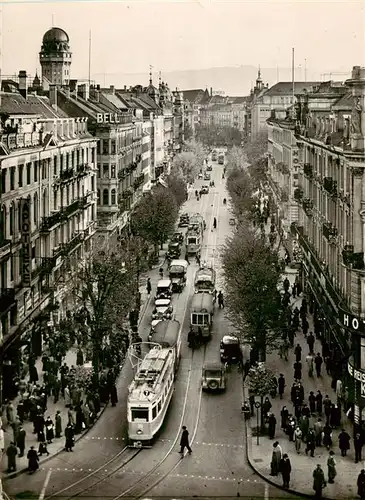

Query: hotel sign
[96,113,128,124]
[339,307,365,335]
[21,199,32,287]
[348,360,365,398]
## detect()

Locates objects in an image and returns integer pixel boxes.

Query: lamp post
[255,400,261,445]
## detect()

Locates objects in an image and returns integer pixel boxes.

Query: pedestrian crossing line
[40,467,259,483]
[84,436,244,449]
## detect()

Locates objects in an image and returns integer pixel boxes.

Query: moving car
[178,213,190,227]
[206,165,212,171]
[201,363,226,391]
[171,232,184,244]
[201,185,209,194]
[148,319,162,341]
[167,241,181,260]
[204,172,211,181]
[198,173,203,179]
[220,335,243,364]
[169,259,188,293]
[155,279,172,300]
[229,218,236,226]
[212,152,217,161]
[152,298,173,320]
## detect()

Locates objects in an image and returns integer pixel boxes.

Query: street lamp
[255,400,261,445]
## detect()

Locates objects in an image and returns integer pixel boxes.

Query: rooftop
[264,81,321,96]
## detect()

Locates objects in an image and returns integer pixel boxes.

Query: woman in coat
[279,453,292,488]
[55,411,62,438]
[268,413,277,439]
[322,424,332,450]
[27,446,39,473]
[338,428,350,457]
[327,450,336,483]
[262,397,272,419]
[270,442,282,476]
[294,426,302,454]
[281,406,289,430]
[64,386,71,407]
[45,417,54,444]
[357,469,365,500]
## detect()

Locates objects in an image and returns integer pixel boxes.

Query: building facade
[39,27,72,86]
[0,91,97,403]
[267,66,365,430]
[182,89,210,133]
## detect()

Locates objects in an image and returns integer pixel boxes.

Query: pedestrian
[270,441,282,476]
[281,406,289,429]
[355,432,364,463]
[294,426,302,454]
[293,360,302,381]
[45,416,54,444]
[64,385,71,407]
[146,278,151,295]
[111,384,118,407]
[338,428,350,456]
[159,267,163,278]
[322,423,332,450]
[262,397,272,419]
[11,416,21,443]
[55,410,62,438]
[309,391,316,414]
[64,423,75,452]
[16,425,26,457]
[27,446,39,474]
[68,406,75,426]
[306,428,316,457]
[357,469,365,500]
[294,343,302,362]
[196,253,201,266]
[268,413,276,439]
[6,401,15,425]
[280,453,292,488]
[316,390,323,415]
[327,450,336,484]
[312,464,326,499]
[283,277,290,293]
[286,415,296,442]
[0,420,4,453]
[282,339,289,360]
[307,331,315,355]
[315,353,323,377]
[179,426,192,454]
[314,418,323,447]
[6,442,18,473]
[300,415,310,443]
[185,253,190,264]
[302,318,309,337]
[38,440,50,457]
[278,374,285,399]
[218,291,224,308]
[323,396,332,425]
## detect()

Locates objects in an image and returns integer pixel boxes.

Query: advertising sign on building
[21,199,32,287]
[339,307,365,335]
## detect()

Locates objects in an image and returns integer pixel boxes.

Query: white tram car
[127,321,181,444]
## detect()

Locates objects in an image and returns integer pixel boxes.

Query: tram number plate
[134,441,143,448]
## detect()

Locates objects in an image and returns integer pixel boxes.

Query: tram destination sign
[339,307,365,334]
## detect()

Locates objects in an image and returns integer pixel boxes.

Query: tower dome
[40,26,72,86]
[42,27,69,44]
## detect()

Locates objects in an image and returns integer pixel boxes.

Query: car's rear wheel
[208,380,219,390]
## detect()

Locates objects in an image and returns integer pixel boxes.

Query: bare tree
[171,152,199,185]
[222,223,282,363]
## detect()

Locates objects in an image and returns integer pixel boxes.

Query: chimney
[96,84,100,91]
[18,70,28,99]
[49,85,57,110]
[210,87,213,97]
[78,83,90,101]
[110,85,115,94]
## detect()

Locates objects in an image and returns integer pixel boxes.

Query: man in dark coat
[110,384,118,407]
[315,353,323,377]
[278,374,285,399]
[355,432,364,463]
[179,426,192,454]
[294,344,302,362]
[268,413,277,439]
[280,453,292,488]
[338,428,350,457]
[16,426,26,457]
[65,423,75,452]
[55,410,62,438]
[27,446,39,473]
[146,278,152,295]
[283,278,290,293]
[357,469,365,500]
[307,332,315,355]
[6,442,18,472]
[312,464,326,498]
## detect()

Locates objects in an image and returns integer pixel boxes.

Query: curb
[244,415,337,499]
[3,262,161,481]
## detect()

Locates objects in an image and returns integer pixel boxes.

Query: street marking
[265,483,269,500]
[38,468,52,500]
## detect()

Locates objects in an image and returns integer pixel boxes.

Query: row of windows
[97,189,117,206]
[97,135,141,155]
[130,371,174,422]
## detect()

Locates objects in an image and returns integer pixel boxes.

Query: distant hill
[92,65,350,96]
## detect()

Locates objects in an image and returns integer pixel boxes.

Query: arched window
[103,189,109,205]
[9,204,14,235]
[111,189,116,205]
[33,193,38,226]
[97,190,100,203]
[0,205,6,240]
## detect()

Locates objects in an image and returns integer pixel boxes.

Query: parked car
[220,335,242,364]
[178,214,190,227]
[171,232,184,244]
[206,165,212,171]
[152,298,173,320]
[155,279,173,300]
[167,241,181,259]
[201,185,210,194]
[198,172,203,179]
[204,173,211,181]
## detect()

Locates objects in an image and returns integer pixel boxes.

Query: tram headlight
[137,429,143,435]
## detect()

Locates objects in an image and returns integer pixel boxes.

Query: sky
[1,0,364,88]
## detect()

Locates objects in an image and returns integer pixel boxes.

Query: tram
[127,320,181,445]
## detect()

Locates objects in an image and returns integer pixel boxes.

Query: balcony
[303,198,313,216]
[133,174,145,191]
[322,222,338,243]
[76,163,91,177]
[40,212,63,233]
[59,168,76,183]
[62,199,81,218]
[79,193,93,209]
[0,288,16,314]
[118,169,127,180]
[342,245,364,270]
[323,177,338,197]
[303,163,313,178]
[0,239,11,259]
[60,232,83,256]
[40,256,57,276]
[294,187,304,202]
[121,188,134,199]
[135,154,142,163]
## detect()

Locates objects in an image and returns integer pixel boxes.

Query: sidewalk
[1,246,167,478]
[245,236,361,498]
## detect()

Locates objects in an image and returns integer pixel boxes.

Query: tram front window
[131,408,149,422]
